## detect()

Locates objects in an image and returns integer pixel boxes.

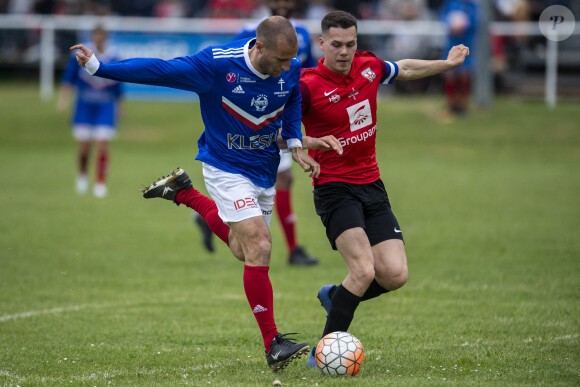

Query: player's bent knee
[391,269,408,290]
[376,263,408,291]
[388,266,408,290]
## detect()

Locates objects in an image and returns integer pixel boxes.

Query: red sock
[459,75,471,107]
[96,148,108,183]
[243,265,278,352]
[275,189,297,253]
[175,188,230,244]
[444,76,455,109]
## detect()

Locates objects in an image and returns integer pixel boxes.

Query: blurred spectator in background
[381,0,441,94]
[57,26,123,198]
[154,0,187,17]
[491,0,531,93]
[4,0,35,14]
[207,0,257,18]
[304,0,331,20]
[183,0,209,17]
[440,0,477,119]
[82,1,113,16]
[111,0,156,17]
[331,0,374,19]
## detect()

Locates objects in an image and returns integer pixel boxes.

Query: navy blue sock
[322,284,361,337]
[361,279,389,301]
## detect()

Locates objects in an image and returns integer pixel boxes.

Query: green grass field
[1,82,579,386]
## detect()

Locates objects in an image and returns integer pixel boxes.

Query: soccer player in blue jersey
[196,0,317,265]
[71,16,340,371]
[440,0,478,119]
[58,26,123,198]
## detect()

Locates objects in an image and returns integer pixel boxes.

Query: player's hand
[276,129,288,149]
[446,44,469,68]
[70,44,94,68]
[303,135,343,155]
[291,147,321,178]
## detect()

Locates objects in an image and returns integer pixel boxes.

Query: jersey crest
[251,94,269,112]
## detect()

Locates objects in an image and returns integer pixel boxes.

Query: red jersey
[300,51,398,185]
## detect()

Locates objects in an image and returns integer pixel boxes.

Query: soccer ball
[314,331,365,376]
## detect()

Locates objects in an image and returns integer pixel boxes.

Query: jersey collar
[244,38,269,80]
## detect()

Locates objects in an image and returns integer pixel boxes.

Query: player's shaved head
[256,15,298,51]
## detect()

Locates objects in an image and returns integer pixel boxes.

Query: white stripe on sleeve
[383,61,397,84]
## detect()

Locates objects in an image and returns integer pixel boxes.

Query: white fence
[1,14,579,107]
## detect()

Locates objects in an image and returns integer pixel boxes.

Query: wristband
[84,54,100,75]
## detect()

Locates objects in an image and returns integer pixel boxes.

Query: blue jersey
[62,43,123,126]
[236,19,315,68]
[440,0,478,70]
[92,38,302,188]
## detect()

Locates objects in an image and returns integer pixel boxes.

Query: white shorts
[73,125,117,141]
[202,163,275,226]
[277,150,292,173]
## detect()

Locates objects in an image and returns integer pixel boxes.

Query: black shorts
[313,179,403,250]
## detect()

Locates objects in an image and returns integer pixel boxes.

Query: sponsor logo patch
[226,72,236,82]
[346,99,372,131]
[227,133,276,150]
[329,94,341,103]
[234,197,258,211]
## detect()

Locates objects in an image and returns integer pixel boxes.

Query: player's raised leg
[140,167,237,255]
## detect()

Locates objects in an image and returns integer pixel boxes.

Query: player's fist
[70,44,93,68]
[446,44,470,68]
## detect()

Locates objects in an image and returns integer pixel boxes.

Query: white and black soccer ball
[314,331,365,376]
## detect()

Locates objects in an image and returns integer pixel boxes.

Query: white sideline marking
[0,298,184,323]
[0,369,25,381]
[553,333,579,341]
[0,304,92,322]
[32,364,225,383]
[1,297,192,323]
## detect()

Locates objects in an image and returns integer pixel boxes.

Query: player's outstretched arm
[302,135,343,154]
[395,44,469,80]
[291,147,321,178]
[278,134,343,155]
[70,44,212,93]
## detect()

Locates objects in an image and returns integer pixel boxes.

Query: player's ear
[318,36,325,51]
[255,40,264,53]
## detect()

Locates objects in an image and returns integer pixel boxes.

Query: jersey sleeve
[280,66,303,141]
[380,60,399,84]
[94,47,215,94]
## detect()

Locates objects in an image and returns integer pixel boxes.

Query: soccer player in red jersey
[300,11,470,367]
